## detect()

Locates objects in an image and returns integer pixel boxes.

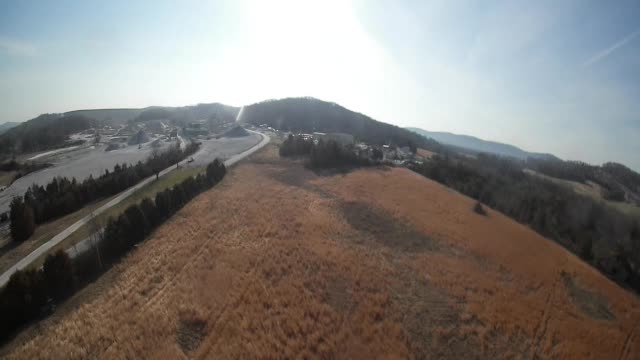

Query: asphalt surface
[0,140,176,214]
[0,130,269,287]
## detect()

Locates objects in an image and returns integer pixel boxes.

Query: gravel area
[0,134,260,214]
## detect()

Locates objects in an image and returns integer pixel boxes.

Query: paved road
[0,130,269,287]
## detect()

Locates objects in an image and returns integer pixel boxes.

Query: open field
[3,145,639,359]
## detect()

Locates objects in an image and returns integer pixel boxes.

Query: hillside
[0,103,240,157]
[4,145,639,359]
[0,122,19,135]
[134,103,239,125]
[407,127,557,160]
[0,114,94,157]
[240,97,443,152]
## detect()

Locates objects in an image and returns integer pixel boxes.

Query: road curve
[0,130,269,287]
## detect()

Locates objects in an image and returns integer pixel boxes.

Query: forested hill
[240,97,443,152]
[407,127,557,161]
[131,103,239,124]
[0,114,95,157]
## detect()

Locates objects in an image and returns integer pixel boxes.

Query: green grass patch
[0,171,17,188]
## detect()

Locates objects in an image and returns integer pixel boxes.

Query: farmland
[3,144,639,359]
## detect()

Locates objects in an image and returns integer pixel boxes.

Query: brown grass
[417,148,436,158]
[3,144,639,359]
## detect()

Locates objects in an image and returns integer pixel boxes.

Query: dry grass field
[3,144,639,359]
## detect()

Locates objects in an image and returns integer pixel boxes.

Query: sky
[1,0,639,170]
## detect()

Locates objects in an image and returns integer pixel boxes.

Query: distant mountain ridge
[407,127,558,161]
[0,122,19,134]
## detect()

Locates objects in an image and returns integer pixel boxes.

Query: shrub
[473,202,487,216]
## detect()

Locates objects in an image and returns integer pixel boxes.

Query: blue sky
[1,0,639,170]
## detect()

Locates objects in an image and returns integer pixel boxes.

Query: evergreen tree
[43,251,75,301]
[9,197,35,242]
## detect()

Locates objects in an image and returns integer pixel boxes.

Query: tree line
[280,134,375,169]
[9,142,199,242]
[0,158,226,342]
[409,152,640,292]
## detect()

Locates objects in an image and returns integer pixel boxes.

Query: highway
[0,130,269,287]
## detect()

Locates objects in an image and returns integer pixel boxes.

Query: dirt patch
[561,271,615,321]
[341,201,439,252]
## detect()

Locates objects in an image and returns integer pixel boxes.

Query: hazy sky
[1,0,639,169]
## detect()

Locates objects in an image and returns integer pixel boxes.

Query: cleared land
[524,169,640,218]
[3,145,639,359]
